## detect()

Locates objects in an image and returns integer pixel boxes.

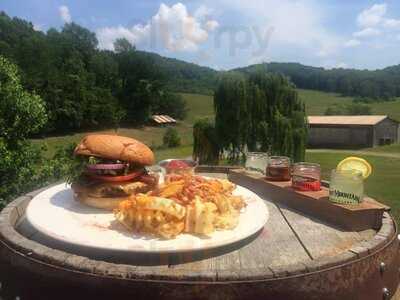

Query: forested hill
[133,50,218,95]
[0,12,217,94]
[235,62,400,99]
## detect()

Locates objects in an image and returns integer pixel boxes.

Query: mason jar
[292,162,321,191]
[329,169,364,204]
[245,152,268,174]
[265,156,291,181]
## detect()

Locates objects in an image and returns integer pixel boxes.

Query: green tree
[214,72,307,162]
[0,56,47,141]
[214,72,249,161]
[0,56,47,208]
[193,119,220,165]
[114,38,135,53]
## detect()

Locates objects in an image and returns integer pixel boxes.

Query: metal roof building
[307,115,399,148]
[151,115,177,126]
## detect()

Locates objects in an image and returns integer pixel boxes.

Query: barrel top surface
[0,170,396,283]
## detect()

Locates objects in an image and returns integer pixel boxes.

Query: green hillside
[298,89,400,121]
[179,93,215,124]
[133,51,218,95]
[297,89,352,115]
[369,100,400,122]
[235,62,400,99]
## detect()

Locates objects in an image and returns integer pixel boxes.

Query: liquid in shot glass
[265,156,291,181]
[291,162,321,191]
[245,152,268,174]
[329,169,364,204]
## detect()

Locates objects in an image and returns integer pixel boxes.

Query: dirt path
[307,149,400,159]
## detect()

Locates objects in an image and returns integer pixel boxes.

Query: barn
[307,115,399,148]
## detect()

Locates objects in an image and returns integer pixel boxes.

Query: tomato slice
[87,170,143,182]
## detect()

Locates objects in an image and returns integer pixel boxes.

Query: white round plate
[25,181,269,253]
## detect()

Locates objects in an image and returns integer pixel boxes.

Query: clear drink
[329,169,364,204]
[245,152,268,174]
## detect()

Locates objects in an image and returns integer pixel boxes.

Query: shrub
[163,127,181,148]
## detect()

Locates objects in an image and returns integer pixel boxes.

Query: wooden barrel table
[0,167,399,300]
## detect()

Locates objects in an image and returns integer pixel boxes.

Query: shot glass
[265,156,291,181]
[245,152,268,174]
[292,162,321,191]
[329,169,364,204]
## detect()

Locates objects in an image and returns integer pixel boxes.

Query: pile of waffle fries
[114,174,246,238]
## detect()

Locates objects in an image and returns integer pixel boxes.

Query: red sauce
[292,175,321,191]
[167,160,190,169]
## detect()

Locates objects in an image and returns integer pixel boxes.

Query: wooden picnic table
[0,167,399,300]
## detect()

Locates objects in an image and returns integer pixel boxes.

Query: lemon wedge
[336,157,372,179]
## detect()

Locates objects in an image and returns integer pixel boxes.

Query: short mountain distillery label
[329,189,362,204]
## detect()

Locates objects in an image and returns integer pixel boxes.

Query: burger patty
[93,181,150,197]
[72,180,150,198]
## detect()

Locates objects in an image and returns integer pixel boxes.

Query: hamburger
[70,134,157,210]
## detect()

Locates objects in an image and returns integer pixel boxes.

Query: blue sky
[2,0,400,70]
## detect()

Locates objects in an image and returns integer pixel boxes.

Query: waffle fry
[115,196,185,239]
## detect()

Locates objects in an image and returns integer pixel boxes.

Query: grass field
[180,93,214,124]
[365,143,400,153]
[297,89,400,121]
[297,89,352,115]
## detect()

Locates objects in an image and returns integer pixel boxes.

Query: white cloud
[353,27,381,38]
[59,5,71,23]
[349,3,400,47]
[97,3,217,52]
[33,24,43,31]
[383,18,400,29]
[336,62,348,69]
[355,3,400,31]
[217,0,342,59]
[344,39,361,47]
[194,5,212,20]
[357,4,386,28]
[205,20,219,31]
